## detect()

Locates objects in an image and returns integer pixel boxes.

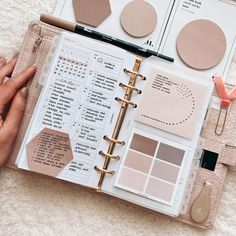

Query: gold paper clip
[215,108,228,136]
[213,75,236,136]
[215,102,230,136]
[123,68,146,80]
[103,135,125,146]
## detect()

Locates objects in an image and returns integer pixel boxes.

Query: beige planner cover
[7,21,61,167]
[7,21,236,229]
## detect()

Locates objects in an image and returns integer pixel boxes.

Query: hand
[0,55,37,167]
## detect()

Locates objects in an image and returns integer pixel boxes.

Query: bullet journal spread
[15,30,215,218]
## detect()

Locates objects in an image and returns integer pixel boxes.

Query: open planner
[15,30,213,216]
[8,19,236,229]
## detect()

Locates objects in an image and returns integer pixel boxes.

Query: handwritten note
[135,68,209,139]
[26,128,73,176]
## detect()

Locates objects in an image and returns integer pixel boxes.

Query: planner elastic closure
[95,58,144,191]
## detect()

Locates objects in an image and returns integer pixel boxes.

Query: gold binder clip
[94,166,115,175]
[119,82,142,94]
[103,135,125,146]
[99,151,120,161]
[123,68,146,80]
[115,97,137,108]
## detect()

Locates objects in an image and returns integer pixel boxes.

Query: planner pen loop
[213,75,236,136]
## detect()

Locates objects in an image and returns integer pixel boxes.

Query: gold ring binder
[115,97,137,108]
[119,82,142,94]
[124,68,146,80]
[99,151,120,160]
[103,135,125,146]
[94,166,115,175]
[96,58,143,192]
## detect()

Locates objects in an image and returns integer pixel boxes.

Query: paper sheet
[16,31,137,189]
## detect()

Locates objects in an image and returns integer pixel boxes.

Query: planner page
[53,0,236,80]
[16,32,137,189]
[160,0,236,79]
[53,0,175,51]
[102,58,213,216]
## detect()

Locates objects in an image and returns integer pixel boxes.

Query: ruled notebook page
[16,32,137,189]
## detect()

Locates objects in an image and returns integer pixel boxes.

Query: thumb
[3,87,28,138]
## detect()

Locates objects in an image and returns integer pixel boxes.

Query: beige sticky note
[26,128,73,177]
[120,0,157,38]
[73,0,111,27]
[176,19,226,70]
[135,68,208,139]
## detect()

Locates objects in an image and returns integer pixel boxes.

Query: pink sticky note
[26,128,73,177]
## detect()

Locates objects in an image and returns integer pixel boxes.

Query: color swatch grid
[115,131,187,205]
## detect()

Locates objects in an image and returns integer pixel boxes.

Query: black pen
[40,14,174,63]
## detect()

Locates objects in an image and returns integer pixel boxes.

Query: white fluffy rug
[1,0,236,235]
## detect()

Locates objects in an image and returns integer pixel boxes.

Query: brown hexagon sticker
[26,128,73,177]
[72,0,111,27]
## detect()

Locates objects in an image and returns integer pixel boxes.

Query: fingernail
[20,87,28,98]
[0,56,5,63]
[9,53,19,62]
[31,64,37,69]
[13,52,20,59]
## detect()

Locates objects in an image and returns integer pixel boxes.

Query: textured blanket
[0,0,236,235]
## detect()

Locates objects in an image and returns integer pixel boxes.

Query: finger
[0,55,18,85]
[2,87,28,139]
[0,56,6,69]
[0,65,36,106]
